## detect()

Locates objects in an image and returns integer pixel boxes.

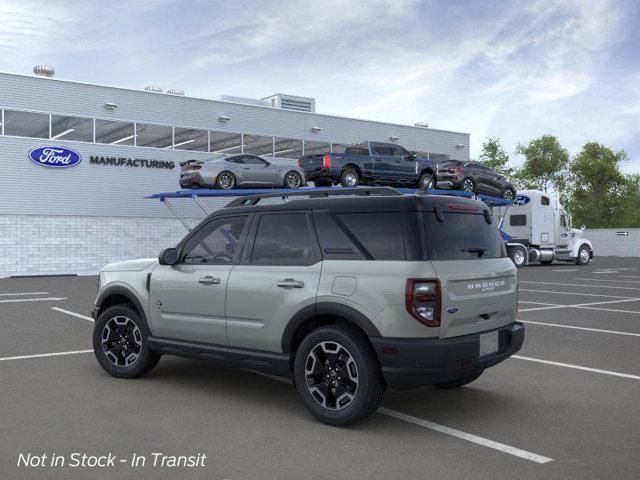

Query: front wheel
[293,325,385,426]
[419,172,434,190]
[434,369,484,389]
[576,245,591,265]
[284,171,303,189]
[93,304,160,378]
[502,188,516,200]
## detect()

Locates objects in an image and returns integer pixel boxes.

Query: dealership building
[0,68,470,277]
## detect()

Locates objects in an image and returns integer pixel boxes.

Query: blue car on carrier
[298,141,438,189]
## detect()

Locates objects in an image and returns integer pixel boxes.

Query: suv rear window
[422,212,505,260]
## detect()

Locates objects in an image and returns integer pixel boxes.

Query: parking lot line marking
[521,281,640,291]
[552,269,578,272]
[518,301,560,306]
[618,275,640,279]
[518,305,567,312]
[519,288,638,299]
[573,305,640,315]
[512,356,640,381]
[519,320,640,337]
[572,277,640,284]
[518,297,640,312]
[0,297,67,304]
[50,307,94,322]
[0,349,92,362]
[0,291,49,296]
[377,408,553,464]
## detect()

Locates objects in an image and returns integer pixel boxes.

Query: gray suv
[92,188,524,425]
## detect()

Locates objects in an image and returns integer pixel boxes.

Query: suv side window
[251,213,316,265]
[313,211,366,260]
[181,215,248,264]
[337,212,406,260]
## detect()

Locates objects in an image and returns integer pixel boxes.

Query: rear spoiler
[179,159,204,167]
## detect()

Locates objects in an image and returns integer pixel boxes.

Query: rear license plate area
[479,331,499,357]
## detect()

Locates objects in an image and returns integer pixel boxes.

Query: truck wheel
[462,178,475,192]
[576,245,591,265]
[93,304,160,379]
[293,325,385,426]
[340,168,359,187]
[419,172,434,189]
[508,245,527,268]
[434,369,484,389]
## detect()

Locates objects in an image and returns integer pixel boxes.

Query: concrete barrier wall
[583,228,640,257]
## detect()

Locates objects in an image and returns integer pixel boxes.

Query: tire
[419,172,434,190]
[461,177,475,192]
[508,245,527,268]
[215,171,236,190]
[284,171,303,189]
[434,369,484,389]
[293,325,385,426]
[340,168,359,188]
[576,245,591,265]
[93,304,160,379]
[313,178,332,187]
[502,188,516,200]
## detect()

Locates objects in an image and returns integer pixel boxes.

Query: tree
[515,135,569,193]
[479,137,514,177]
[566,142,628,228]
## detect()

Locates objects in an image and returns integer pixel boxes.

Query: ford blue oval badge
[514,195,530,205]
[446,306,458,314]
[28,146,82,168]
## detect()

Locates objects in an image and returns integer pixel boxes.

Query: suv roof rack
[225,187,402,207]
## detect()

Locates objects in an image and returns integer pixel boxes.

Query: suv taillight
[322,153,331,168]
[297,159,302,167]
[405,279,441,327]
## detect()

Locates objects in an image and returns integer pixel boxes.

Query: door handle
[276,278,304,288]
[199,276,221,285]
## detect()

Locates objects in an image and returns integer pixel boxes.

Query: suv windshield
[423,212,505,260]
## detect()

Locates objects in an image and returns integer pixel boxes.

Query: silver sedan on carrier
[179,154,306,190]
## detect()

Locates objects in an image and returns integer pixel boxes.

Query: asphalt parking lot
[2,257,640,480]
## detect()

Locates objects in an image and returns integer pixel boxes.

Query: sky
[1,0,639,171]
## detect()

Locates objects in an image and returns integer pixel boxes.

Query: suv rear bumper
[370,322,524,391]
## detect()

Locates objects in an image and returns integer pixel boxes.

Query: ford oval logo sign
[514,195,530,205]
[28,146,82,168]
[446,306,458,314]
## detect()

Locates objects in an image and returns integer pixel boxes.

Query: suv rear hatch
[422,204,517,339]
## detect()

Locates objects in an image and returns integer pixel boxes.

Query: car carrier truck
[492,189,593,267]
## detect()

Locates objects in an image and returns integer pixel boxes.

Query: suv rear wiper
[461,247,487,258]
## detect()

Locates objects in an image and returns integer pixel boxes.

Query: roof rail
[225,187,402,207]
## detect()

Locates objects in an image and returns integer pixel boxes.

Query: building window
[50,114,94,142]
[95,119,135,145]
[210,131,242,154]
[3,110,50,139]
[173,127,208,151]
[331,143,349,154]
[273,137,303,158]
[135,123,173,149]
[243,134,274,156]
[303,140,331,156]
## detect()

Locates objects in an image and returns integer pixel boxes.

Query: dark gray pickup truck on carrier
[298,142,438,189]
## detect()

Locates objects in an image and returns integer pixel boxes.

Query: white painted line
[0,291,49,297]
[593,270,619,274]
[618,275,640,279]
[521,281,640,291]
[573,277,640,284]
[378,408,553,464]
[0,297,67,304]
[519,288,637,299]
[518,301,559,306]
[573,305,640,315]
[519,320,640,337]
[512,356,640,381]
[51,307,94,322]
[552,269,578,272]
[248,371,553,463]
[517,297,640,312]
[0,349,92,362]
[519,305,567,312]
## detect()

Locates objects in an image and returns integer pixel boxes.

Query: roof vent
[414,122,429,128]
[262,93,316,112]
[33,65,55,78]
[144,85,163,93]
[167,88,185,96]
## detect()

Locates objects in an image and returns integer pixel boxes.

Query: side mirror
[158,247,178,266]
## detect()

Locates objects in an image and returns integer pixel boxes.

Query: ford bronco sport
[92,188,524,426]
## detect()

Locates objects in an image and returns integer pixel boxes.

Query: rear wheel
[215,171,236,190]
[434,369,484,389]
[284,171,303,189]
[462,178,475,192]
[93,304,160,378]
[508,245,527,268]
[576,245,591,265]
[293,325,385,426]
[340,168,359,187]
